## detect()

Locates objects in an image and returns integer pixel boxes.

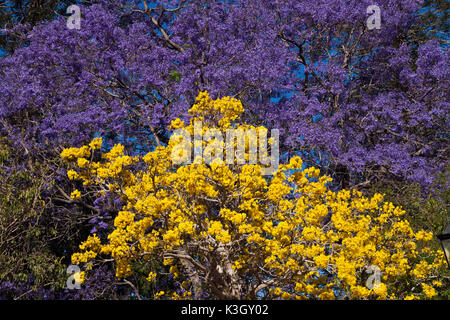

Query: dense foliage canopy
[0,0,448,299]
[64,92,447,300]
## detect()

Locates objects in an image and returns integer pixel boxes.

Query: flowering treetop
[63,92,446,300]
[1,0,447,188]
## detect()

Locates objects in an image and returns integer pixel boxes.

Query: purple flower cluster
[0,266,118,300]
[1,0,447,187]
[0,0,447,300]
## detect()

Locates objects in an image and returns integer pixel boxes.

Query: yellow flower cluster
[70,189,81,200]
[61,145,90,161]
[63,91,446,300]
[187,91,244,129]
[73,271,85,284]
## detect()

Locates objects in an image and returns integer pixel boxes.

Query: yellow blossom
[70,189,81,200]
[63,91,446,300]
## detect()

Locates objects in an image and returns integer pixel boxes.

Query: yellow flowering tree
[62,91,446,300]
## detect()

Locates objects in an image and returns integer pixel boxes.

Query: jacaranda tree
[0,0,448,299]
[1,0,448,186]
